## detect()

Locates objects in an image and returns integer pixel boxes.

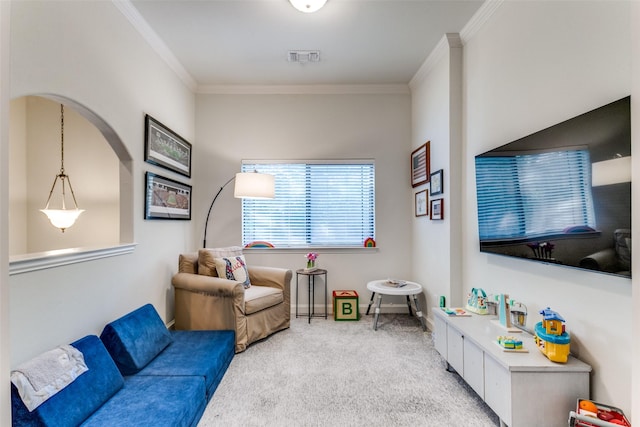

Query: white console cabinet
[433,308,591,427]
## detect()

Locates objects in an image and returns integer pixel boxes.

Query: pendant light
[40,104,84,232]
[289,0,327,13]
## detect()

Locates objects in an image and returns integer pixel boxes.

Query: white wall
[195,92,413,308]
[416,0,632,415]
[9,96,26,255]
[410,35,465,311]
[8,0,195,367]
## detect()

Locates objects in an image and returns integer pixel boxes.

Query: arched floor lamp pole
[202,172,275,248]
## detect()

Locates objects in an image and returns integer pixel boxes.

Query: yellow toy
[534,307,570,363]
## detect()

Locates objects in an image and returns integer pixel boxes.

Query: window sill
[9,243,137,275]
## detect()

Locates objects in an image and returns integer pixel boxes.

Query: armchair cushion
[244,286,284,315]
[213,255,251,288]
[198,247,243,276]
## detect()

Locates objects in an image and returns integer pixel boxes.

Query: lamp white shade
[592,156,631,187]
[289,0,327,13]
[234,172,275,199]
[40,209,85,232]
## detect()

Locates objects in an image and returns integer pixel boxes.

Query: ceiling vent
[288,50,320,63]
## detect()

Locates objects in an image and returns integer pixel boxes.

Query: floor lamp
[202,171,275,248]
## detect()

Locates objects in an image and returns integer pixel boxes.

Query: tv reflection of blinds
[476,149,595,241]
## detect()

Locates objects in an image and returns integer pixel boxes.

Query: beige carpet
[198,313,500,426]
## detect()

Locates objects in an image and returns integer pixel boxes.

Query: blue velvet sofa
[11,304,235,426]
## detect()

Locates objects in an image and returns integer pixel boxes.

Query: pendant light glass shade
[289,0,327,13]
[41,104,84,232]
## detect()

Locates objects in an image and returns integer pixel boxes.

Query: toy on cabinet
[534,307,570,363]
[465,288,488,315]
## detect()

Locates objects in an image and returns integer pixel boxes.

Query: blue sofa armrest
[11,335,125,427]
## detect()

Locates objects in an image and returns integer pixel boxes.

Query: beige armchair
[172,247,291,353]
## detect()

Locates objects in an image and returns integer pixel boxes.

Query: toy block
[333,290,359,321]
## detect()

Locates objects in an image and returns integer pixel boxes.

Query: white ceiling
[128,0,484,89]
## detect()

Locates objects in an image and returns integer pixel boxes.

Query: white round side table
[365,279,427,331]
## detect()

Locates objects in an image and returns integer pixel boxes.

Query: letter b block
[333,290,360,321]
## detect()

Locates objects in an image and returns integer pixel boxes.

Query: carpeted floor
[198,313,500,426]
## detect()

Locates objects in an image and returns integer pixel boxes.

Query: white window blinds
[241,161,375,248]
[475,149,595,241]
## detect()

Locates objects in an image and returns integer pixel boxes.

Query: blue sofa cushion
[81,375,206,427]
[11,335,125,427]
[137,330,235,401]
[100,304,173,375]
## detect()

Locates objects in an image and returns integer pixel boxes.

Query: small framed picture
[145,172,192,220]
[415,189,428,217]
[411,141,430,187]
[145,114,192,177]
[430,169,443,196]
[430,198,444,220]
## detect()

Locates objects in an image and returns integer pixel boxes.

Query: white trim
[112,0,197,91]
[409,0,504,88]
[196,84,410,95]
[9,244,137,275]
[459,0,504,44]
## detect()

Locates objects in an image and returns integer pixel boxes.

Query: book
[441,307,471,317]
[385,279,408,288]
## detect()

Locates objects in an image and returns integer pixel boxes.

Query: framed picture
[145,172,192,220]
[411,141,430,187]
[145,114,192,177]
[430,169,444,196]
[430,198,444,220]
[415,189,428,217]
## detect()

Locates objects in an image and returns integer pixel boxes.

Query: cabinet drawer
[463,338,484,399]
[484,354,511,424]
[446,324,464,375]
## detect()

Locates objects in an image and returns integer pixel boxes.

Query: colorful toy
[497,335,523,350]
[333,290,359,321]
[465,288,488,315]
[570,399,631,427]
[534,307,570,363]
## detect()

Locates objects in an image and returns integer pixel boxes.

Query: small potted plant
[305,252,318,271]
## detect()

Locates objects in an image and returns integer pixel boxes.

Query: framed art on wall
[145,172,192,220]
[415,189,428,217]
[411,141,430,187]
[430,169,443,196]
[144,114,192,177]
[430,198,444,220]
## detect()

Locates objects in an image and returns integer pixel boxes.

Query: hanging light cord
[42,104,80,211]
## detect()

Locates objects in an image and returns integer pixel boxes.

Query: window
[475,149,595,241]
[241,161,375,248]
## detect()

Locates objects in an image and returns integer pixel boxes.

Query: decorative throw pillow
[198,247,243,277]
[213,255,251,288]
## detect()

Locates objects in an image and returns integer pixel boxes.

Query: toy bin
[569,399,631,427]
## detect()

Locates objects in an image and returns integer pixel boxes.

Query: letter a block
[333,290,359,321]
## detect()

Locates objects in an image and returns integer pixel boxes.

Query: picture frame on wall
[430,198,444,220]
[145,172,192,220]
[144,114,192,178]
[411,141,430,187]
[430,169,444,196]
[415,190,428,217]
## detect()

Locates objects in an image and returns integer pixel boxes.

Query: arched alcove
[9,95,135,273]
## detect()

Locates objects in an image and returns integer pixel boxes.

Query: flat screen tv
[475,96,631,278]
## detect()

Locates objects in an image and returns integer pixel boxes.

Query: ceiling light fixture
[289,0,327,13]
[40,104,85,232]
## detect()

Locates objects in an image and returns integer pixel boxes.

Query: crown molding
[112,0,197,92]
[460,0,504,44]
[197,84,410,95]
[409,0,504,89]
